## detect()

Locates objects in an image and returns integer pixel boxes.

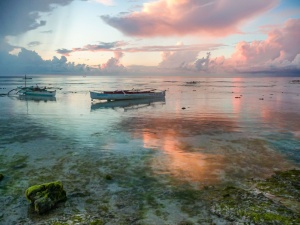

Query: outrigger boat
[18,86,56,97]
[8,86,56,97]
[7,75,56,97]
[90,89,166,101]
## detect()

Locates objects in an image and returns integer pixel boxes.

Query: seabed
[0,119,299,224]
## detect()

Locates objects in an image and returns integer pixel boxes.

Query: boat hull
[90,90,165,100]
[21,90,56,97]
[18,95,56,101]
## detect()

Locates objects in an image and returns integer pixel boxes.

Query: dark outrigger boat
[8,86,56,97]
[8,75,56,97]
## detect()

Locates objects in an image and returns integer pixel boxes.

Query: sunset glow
[141,129,225,184]
[1,0,299,75]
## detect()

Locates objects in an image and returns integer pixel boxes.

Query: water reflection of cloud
[261,111,300,137]
[118,116,237,185]
[120,116,238,137]
[118,116,295,186]
[142,129,225,184]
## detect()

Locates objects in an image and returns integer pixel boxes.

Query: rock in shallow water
[25,181,67,214]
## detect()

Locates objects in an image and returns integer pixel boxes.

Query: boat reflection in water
[18,95,56,102]
[91,97,165,111]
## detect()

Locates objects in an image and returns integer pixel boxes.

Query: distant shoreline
[0,74,300,78]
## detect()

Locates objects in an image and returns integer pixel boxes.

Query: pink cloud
[159,43,199,69]
[57,42,223,55]
[155,19,300,75]
[101,0,278,36]
[114,50,123,60]
[227,18,300,71]
[56,41,126,56]
[100,50,126,73]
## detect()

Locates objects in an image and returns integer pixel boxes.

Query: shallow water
[0,75,300,224]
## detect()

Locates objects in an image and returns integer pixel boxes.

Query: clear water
[0,75,299,224]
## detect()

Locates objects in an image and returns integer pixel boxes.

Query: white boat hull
[90,90,165,100]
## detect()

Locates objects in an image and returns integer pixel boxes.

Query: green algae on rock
[255,169,300,214]
[25,181,67,214]
[211,186,300,224]
[256,169,300,200]
[209,170,300,224]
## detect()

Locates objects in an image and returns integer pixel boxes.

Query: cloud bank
[0,0,298,76]
[57,41,127,56]
[154,18,300,75]
[99,51,126,74]
[2,18,299,75]
[101,0,278,37]
[56,41,222,56]
[0,48,89,74]
[218,18,300,74]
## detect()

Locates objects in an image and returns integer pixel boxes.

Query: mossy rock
[0,173,3,181]
[25,181,67,214]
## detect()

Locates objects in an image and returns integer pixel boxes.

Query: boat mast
[25,74,26,87]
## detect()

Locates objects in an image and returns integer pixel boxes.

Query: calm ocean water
[0,75,300,224]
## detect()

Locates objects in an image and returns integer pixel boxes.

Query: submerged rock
[0,173,3,181]
[105,174,112,180]
[25,181,67,214]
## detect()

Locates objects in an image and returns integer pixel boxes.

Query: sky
[0,0,300,76]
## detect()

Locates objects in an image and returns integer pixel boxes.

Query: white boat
[90,89,166,100]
